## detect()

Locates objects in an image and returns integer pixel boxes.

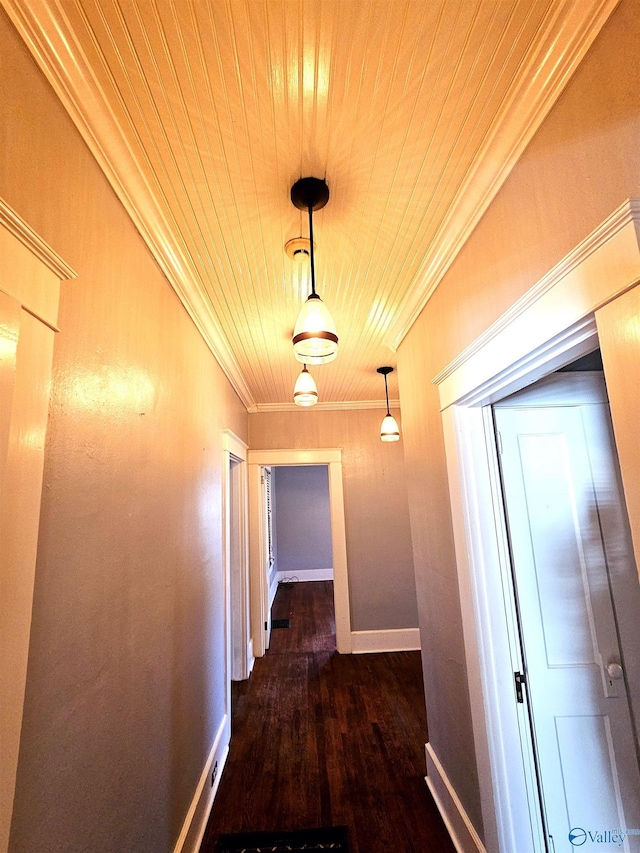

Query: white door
[494,372,640,852]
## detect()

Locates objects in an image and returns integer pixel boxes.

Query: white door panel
[495,373,640,851]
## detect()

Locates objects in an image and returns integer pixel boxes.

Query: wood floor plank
[199,581,456,853]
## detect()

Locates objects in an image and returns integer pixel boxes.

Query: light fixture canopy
[293,364,318,407]
[290,177,338,365]
[377,366,400,442]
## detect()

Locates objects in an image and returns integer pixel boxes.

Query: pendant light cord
[384,373,391,416]
[308,204,317,296]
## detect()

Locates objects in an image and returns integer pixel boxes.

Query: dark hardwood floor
[199,581,455,852]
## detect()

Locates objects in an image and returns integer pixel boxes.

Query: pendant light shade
[293,364,318,407]
[290,177,338,365]
[380,413,401,442]
[377,366,400,442]
[293,294,338,364]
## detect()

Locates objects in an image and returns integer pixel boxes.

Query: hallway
[200,582,455,852]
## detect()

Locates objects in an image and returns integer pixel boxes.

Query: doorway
[222,428,250,747]
[266,464,334,650]
[271,465,333,585]
[247,448,351,656]
[493,364,640,851]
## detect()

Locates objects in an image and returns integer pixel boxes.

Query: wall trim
[436,200,640,412]
[277,568,334,582]
[248,449,352,655]
[173,715,230,853]
[425,744,486,853]
[384,0,621,351]
[248,448,342,466]
[0,198,77,281]
[433,199,640,388]
[248,399,400,413]
[350,627,420,654]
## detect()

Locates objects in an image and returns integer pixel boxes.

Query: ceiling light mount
[377,366,400,442]
[290,177,330,213]
[290,177,338,365]
[284,237,312,261]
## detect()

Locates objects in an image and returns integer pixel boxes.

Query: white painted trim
[443,406,546,853]
[436,199,640,409]
[247,399,400,413]
[222,429,250,688]
[222,429,248,458]
[248,448,342,466]
[277,568,334,582]
[173,715,229,853]
[248,449,352,654]
[433,200,640,389]
[425,743,486,853]
[384,0,621,351]
[0,197,77,280]
[350,628,420,654]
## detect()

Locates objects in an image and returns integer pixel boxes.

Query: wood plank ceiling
[3,0,617,409]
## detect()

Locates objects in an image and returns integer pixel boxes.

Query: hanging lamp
[377,366,400,442]
[293,364,318,407]
[290,177,338,365]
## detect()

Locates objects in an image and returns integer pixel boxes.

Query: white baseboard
[173,715,230,853]
[350,627,420,654]
[277,568,334,582]
[425,743,486,853]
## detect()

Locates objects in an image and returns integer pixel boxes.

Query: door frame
[248,448,351,656]
[432,199,640,853]
[222,429,250,734]
[0,201,75,853]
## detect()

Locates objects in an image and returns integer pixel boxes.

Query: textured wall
[249,408,417,632]
[1,9,247,852]
[273,466,333,576]
[397,0,640,838]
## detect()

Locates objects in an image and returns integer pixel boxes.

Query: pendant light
[293,364,318,407]
[377,366,400,442]
[290,177,338,365]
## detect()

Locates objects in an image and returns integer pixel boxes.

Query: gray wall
[397,0,640,838]
[249,407,418,631]
[2,10,247,851]
[273,466,333,577]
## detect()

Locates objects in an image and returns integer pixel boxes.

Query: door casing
[222,429,250,738]
[247,448,351,656]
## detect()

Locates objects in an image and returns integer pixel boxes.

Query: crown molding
[0,197,77,281]
[1,0,256,410]
[385,0,621,352]
[247,399,400,414]
[433,198,640,390]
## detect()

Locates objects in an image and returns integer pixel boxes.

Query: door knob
[606,662,623,680]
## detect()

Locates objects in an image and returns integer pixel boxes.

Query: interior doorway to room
[222,429,250,721]
[260,464,334,648]
[493,354,640,852]
[248,449,351,657]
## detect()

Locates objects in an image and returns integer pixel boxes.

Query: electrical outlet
[211,761,218,787]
